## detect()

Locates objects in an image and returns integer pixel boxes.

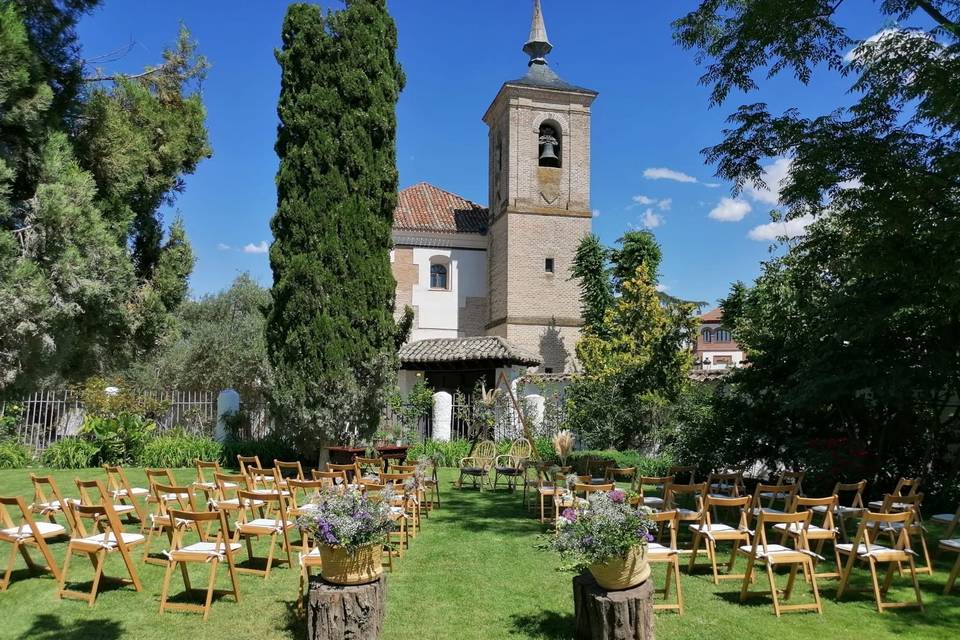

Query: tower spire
[523,0,552,66]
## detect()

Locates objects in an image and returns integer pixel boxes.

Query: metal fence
[0,389,219,451]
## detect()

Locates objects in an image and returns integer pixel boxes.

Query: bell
[539,141,559,165]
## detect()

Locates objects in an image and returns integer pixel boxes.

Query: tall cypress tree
[268,1,405,455]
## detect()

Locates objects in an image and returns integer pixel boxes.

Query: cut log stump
[307,574,386,640]
[572,572,654,640]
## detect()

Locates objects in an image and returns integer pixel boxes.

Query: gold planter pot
[589,545,650,590]
[319,543,383,586]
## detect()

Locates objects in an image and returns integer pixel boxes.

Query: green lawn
[0,468,958,639]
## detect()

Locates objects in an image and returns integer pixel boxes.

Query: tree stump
[307,575,386,640]
[572,572,654,640]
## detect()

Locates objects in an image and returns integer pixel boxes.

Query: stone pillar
[432,391,452,442]
[216,389,240,443]
[524,394,545,434]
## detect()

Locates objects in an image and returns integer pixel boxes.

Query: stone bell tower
[483,0,598,373]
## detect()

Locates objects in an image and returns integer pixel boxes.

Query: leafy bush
[532,436,557,463]
[81,413,156,465]
[406,439,471,467]
[139,431,222,468]
[222,434,298,468]
[0,439,32,469]
[41,437,99,469]
[566,450,674,477]
[76,376,169,419]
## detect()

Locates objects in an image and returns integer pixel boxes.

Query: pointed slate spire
[523,0,552,66]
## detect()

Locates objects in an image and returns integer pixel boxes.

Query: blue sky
[76,1,890,306]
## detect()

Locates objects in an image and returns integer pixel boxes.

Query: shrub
[41,437,99,469]
[0,439,32,469]
[222,434,299,468]
[81,413,156,465]
[406,439,471,467]
[566,450,674,477]
[139,431,222,468]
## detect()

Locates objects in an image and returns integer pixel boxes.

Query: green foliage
[0,5,209,392]
[571,234,614,336]
[222,435,299,468]
[566,450,674,478]
[268,1,405,455]
[0,438,31,469]
[80,413,156,466]
[76,376,169,419]
[125,274,272,396]
[385,378,434,443]
[139,430,221,468]
[0,402,23,438]
[406,439,471,468]
[675,1,960,503]
[40,436,98,469]
[568,232,699,450]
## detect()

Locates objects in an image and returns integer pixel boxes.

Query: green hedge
[566,450,674,477]
[41,437,99,469]
[0,439,32,469]
[222,435,299,467]
[139,433,223,468]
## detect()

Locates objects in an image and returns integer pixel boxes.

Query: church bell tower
[483,0,598,373]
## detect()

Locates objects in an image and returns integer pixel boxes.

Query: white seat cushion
[940,539,960,551]
[215,498,264,508]
[759,491,791,499]
[180,541,242,554]
[646,542,676,557]
[33,499,78,512]
[112,504,136,514]
[773,523,832,535]
[642,496,664,508]
[676,508,698,518]
[868,500,911,510]
[240,518,294,531]
[751,507,784,516]
[80,532,145,547]
[738,543,795,558]
[836,542,890,556]
[250,488,291,496]
[161,492,191,501]
[113,487,149,497]
[932,514,957,524]
[689,523,736,534]
[2,521,66,539]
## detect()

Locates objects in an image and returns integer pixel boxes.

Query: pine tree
[571,234,613,337]
[268,1,405,455]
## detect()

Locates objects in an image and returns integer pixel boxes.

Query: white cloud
[641,208,664,229]
[704,183,721,188]
[243,241,269,254]
[747,214,815,241]
[632,195,656,205]
[643,167,698,183]
[657,198,672,211]
[838,177,863,190]
[592,209,601,218]
[844,28,936,63]
[655,284,670,293]
[744,157,792,205]
[216,243,231,251]
[708,197,752,222]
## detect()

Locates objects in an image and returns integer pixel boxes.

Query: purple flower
[561,508,577,523]
[582,535,594,547]
[609,489,626,504]
[645,533,655,542]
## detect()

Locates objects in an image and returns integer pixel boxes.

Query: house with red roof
[694,308,746,370]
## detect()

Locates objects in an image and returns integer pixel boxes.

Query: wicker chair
[457,440,497,491]
[493,437,533,491]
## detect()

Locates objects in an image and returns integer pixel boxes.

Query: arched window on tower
[538,122,561,168]
[701,328,713,343]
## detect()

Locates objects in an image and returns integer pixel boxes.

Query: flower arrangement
[553,429,575,466]
[548,489,656,570]
[296,486,395,553]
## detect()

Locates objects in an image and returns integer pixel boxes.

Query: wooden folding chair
[144,469,182,525]
[663,482,706,552]
[354,456,385,482]
[603,466,637,486]
[406,456,441,510]
[688,494,752,584]
[210,472,260,525]
[102,465,149,527]
[58,495,145,606]
[382,472,420,538]
[363,482,404,561]
[706,470,744,498]
[813,480,866,542]
[1,495,64,590]
[29,474,78,533]
[311,469,348,487]
[940,537,960,595]
[273,459,304,489]
[647,510,683,614]
[760,470,805,510]
[326,462,358,484]
[777,495,842,579]
[867,477,921,511]
[748,483,799,529]
[836,510,924,613]
[737,510,823,616]
[932,504,960,539]
[634,475,673,510]
[869,493,932,576]
[75,478,139,528]
[236,455,263,478]
[193,459,229,495]
[143,481,199,565]
[159,508,241,620]
[233,489,294,578]
[667,466,696,485]
[536,470,565,524]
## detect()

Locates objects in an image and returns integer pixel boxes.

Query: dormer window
[538,123,561,168]
[430,263,449,290]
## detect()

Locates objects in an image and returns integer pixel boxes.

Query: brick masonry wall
[391,247,419,328]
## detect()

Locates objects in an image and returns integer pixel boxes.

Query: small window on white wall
[544,257,555,273]
[430,263,448,290]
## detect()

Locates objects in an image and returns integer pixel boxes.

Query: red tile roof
[699,307,724,322]
[393,183,489,234]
